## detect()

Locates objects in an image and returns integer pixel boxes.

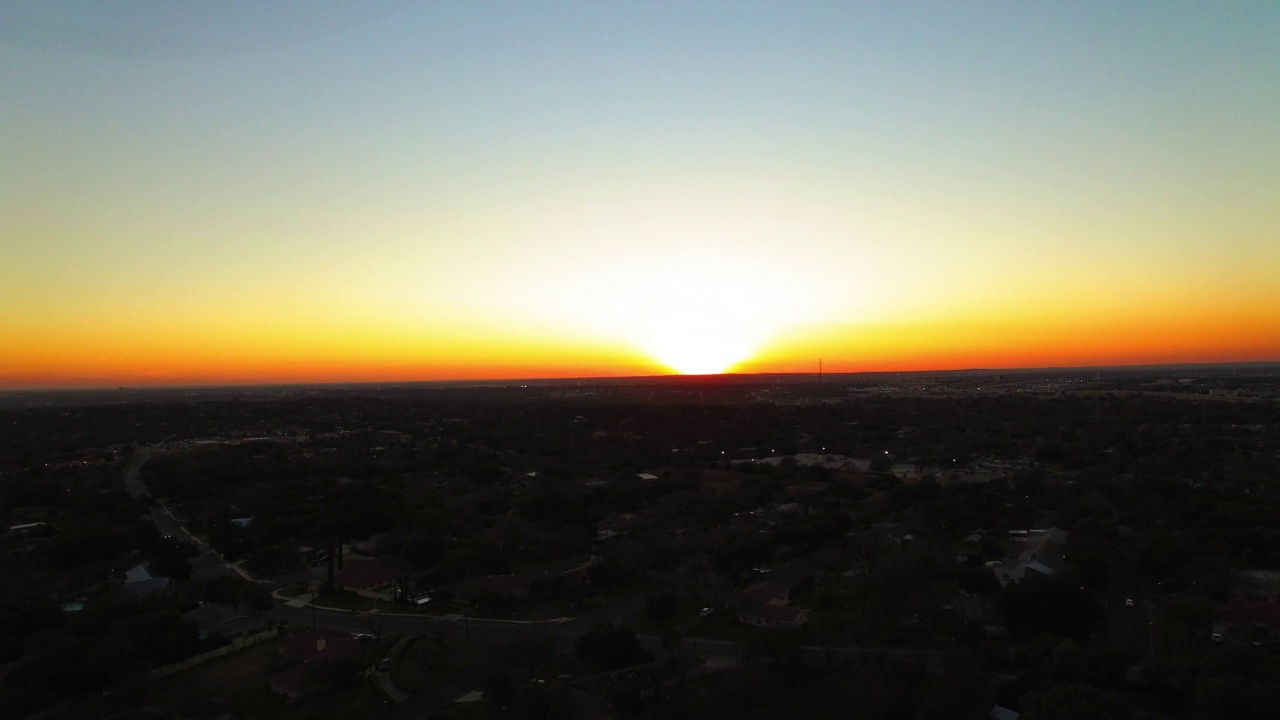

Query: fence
[149,627,281,680]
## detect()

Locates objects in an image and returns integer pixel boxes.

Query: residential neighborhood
[3,370,1280,718]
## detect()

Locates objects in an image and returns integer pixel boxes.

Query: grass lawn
[312,589,399,613]
[469,594,602,621]
[437,698,498,720]
[419,600,469,616]
[392,635,482,693]
[145,635,392,720]
[1149,603,1197,660]
[624,595,706,635]
[685,612,759,642]
[513,555,589,575]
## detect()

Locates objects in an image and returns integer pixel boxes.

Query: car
[699,607,714,617]
[378,657,391,672]
[1211,632,1224,643]
[1125,598,1135,608]
[351,633,374,642]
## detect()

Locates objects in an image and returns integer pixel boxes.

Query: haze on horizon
[2,1,1278,389]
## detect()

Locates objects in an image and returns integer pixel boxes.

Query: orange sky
[2,4,1278,388]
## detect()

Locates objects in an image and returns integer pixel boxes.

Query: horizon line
[4,359,1278,394]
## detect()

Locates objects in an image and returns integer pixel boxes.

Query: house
[287,536,327,564]
[450,573,544,602]
[560,556,602,585]
[989,706,1020,720]
[350,533,388,555]
[740,581,790,606]
[768,561,816,591]
[269,629,363,698]
[890,463,919,480]
[988,559,1054,587]
[1217,598,1280,637]
[123,564,173,597]
[735,564,813,629]
[989,528,1068,586]
[738,602,807,629]
[868,523,913,547]
[333,556,402,591]
[946,593,1007,636]
[6,522,46,536]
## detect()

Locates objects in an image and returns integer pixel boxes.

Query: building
[734,563,814,629]
[269,629,363,698]
[989,528,1068,587]
[450,573,544,602]
[738,602,808,629]
[123,564,173,597]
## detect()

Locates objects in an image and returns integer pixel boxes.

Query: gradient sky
[3,1,1278,387]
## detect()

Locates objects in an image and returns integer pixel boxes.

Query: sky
[2,1,1278,387]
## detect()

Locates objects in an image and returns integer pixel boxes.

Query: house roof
[451,573,542,598]
[125,564,153,583]
[278,629,362,662]
[769,562,816,589]
[950,593,1003,626]
[989,706,1021,720]
[269,663,309,698]
[333,556,402,589]
[739,603,806,625]
[1218,598,1280,629]
[124,577,171,596]
[740,581,790,606]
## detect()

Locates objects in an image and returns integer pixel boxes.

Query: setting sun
[646,317,760,375]
[545,248,807,376]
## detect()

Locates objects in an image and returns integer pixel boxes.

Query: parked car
[699,607,714,617]
[378,657,391,671]
[1125,598,1135,608]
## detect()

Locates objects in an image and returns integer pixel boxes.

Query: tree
[662,628,683,660]
[307,657,361,690]
[749,631,802,667]
[511,626,553,677]
[149,549,193,584]
[575,622,651,670]
[236,583,273,614]
[360,610,389,640]
[483,670,516,706]
[646,593,678,626]
[587,558,629,589]
[203,576,243,607]
[998,574,1102,640]
[1021,682,1132,720]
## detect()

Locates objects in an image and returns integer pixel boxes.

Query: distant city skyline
[3,2,1278,388]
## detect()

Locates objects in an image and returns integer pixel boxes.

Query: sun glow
[551,249,807,375]
[644,311,761,375]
